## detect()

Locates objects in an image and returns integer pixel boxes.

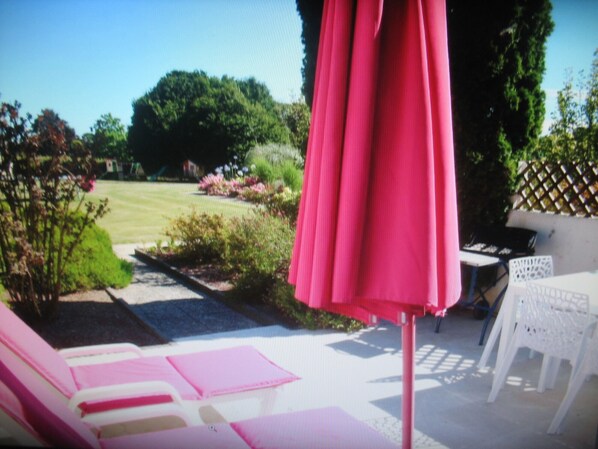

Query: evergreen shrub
[62,223,133,293]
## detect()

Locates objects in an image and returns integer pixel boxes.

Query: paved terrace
[104,245,597,449]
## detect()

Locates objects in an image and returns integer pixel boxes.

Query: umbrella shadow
[326,323,402,359]
[364,345,588,448]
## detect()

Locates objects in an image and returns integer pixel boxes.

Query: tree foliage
[0,101,108,319]
[295,0,324,108]
[128,71,290,174]
[32,109,77,156]
[448,0,554,238]
[537,50,598,162]
[84,113,131,161]
[277,98,311,155]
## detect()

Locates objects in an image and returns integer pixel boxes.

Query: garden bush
[225,211,295,302]
[261,189,301,224]
[165,210,230,264]
[245,143,304,168]
[279,161,303,192]
[62,223,133,293]
[250,158,276,185]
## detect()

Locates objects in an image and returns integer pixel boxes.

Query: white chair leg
[488,341,519,403]
[546,358,562,390]
[478,310,504,369]
[547,367,587,434]
[538,355,553,393]
[258,389,277,416]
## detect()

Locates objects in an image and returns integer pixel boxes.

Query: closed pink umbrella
[289,0,461,447]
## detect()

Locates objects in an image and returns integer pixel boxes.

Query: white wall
[507,209,598,275]
[478,210,598,304]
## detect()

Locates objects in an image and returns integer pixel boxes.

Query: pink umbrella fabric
[289,0,461,447]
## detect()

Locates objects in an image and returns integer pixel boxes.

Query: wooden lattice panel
[513,161,598,218]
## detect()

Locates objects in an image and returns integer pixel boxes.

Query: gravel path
[107,251,261,342]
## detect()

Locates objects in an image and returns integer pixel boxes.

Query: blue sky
[0,0,596,136]
[542,0,598,133]
[0,0,303,135]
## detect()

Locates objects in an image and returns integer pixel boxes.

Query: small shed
[182,160,202,178]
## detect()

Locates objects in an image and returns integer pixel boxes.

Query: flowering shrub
[214,155,248,180]
[198,173,265,198]
[198,173,226,194]
[0,101,108,319]
[80,176,96,193]
[199,150,304,203]
[237,182,268,202]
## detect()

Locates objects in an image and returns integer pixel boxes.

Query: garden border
[133,249,289,328]
[104,289,170,344]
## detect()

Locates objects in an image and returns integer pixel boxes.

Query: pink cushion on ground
[71,356,200,413]
[0,302,78,397]
[167,346,299,398]
[100,423,250,449]
[232,407,397,449]
[0,345,100,449]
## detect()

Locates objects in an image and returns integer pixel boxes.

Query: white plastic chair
[488,282,590,403]
[479,255,554,370]
[548,320,598,434]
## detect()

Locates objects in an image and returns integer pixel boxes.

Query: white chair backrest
[509,256,553,284]
[519,283,590,360]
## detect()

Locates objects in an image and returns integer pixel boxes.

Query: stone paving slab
[109,244,261,342]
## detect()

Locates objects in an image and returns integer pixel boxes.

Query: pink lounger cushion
[0,345,100,449]
[167,346,300,398]
[71,356,201,414]
[0,302,78,397]
[232,407,397,449]
[101,423,250,449]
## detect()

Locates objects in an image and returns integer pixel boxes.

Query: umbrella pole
[401,312,415,449]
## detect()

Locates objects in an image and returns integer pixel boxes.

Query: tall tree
[277,98,311,156]
[538,50,598,162]
[295,0,324,108]
[238,77,276,112]
[86,113,130,161]
[447,0,554,238]
[32,109,77,156]
[128,71,290,174]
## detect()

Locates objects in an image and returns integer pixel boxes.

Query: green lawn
[87,181,251,244]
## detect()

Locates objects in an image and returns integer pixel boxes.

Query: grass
[86,181,251,244]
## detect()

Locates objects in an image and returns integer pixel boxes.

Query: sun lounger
[0,344,397,449]
[0,302,298,419]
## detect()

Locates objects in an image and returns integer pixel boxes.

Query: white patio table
[485,270,598,388]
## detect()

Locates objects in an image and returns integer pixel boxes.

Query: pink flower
[81,177,96,193]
